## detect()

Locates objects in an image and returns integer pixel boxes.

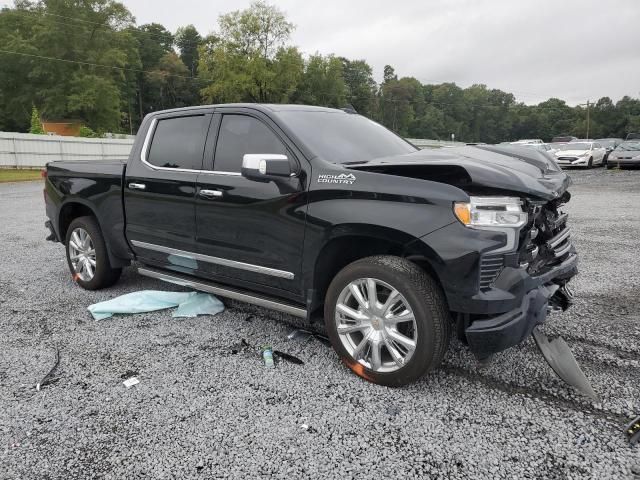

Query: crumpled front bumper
[465,251,578,359]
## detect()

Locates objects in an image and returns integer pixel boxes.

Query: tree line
[1,0,639,142]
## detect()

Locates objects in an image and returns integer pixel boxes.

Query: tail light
[41,169,47,179]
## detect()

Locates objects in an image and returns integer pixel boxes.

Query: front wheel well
[310,235,444,317]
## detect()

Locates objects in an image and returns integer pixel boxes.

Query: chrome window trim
[140,117,208,174]
[131,240,294,280]
[198,170,242,176]
[140,117,242,176]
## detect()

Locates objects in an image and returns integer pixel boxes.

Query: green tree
[295,54,346,107]
[380,75,422,135]
[175,24,202,76]
[132,23,174,119]
[0,0,138,132]
[29,105,45,134]
[145,52,193,110]
[340,58,377,117]
[199,1,302,103]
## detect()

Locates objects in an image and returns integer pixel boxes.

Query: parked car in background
[554,141,606,168]
[626,133,640,140]
[551,135,578,144]
[606,140,640,169]
[595,138,624,163]
[511,139,544,145]
[512,142,558,155]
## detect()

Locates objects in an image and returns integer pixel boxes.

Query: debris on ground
[625,415,640,445]
[87,290,224,320]
[262,346,275,368]
[532,327,599,401]
[36,347,60,391]
[300,424,318,433]
[273,350,304,365]
[287,328,330,345]
[122,377,140,389]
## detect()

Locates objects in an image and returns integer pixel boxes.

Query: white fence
[0,131,466,168]
[0,132,134,168]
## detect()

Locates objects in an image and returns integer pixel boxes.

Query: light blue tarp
[87,290,224,320]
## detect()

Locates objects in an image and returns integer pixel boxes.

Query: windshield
[616,141,640,151]
[277,111,417,163]
[557,142,591,151]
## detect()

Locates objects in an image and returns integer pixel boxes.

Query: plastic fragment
[625,415,640,445]
[123,377,140,389]
[36,347,60,392]
[287,328,330,345]
[273,350,304,365]
[262,347,275,368]
[87,290,224,320]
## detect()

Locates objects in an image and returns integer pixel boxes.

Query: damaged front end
[463,190,578,359]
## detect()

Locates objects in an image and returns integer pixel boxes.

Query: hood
[345,145,571,201]
[610,149,640,158]
[555,150,590,157]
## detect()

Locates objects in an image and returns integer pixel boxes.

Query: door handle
[128,183,146,190]
[199,189,223,199]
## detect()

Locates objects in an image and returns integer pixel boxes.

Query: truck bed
[45,159,131,265]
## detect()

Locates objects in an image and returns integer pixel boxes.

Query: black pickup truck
[44,104,578,386]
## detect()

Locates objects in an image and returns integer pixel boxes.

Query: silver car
[606,140,640,169]
[554,142,606,168]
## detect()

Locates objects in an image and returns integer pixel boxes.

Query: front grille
[524,198,573,275]
[479,255,504,289]
[557,156,577,161]
[547,226,572,258]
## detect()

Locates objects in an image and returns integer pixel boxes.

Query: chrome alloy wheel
[68,227,96,281]
[335,278,418,373]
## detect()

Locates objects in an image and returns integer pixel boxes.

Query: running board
[138,267,307,318]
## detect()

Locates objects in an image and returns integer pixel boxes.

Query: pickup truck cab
[44,104,578,386]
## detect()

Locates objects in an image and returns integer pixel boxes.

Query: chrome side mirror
[241,154,292,180]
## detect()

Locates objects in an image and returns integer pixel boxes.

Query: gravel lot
[1,169,639,479]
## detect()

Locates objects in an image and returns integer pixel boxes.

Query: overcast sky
[121,0,639,105]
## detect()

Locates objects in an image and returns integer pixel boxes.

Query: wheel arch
[305,224,445,316]
[58,199,130,268]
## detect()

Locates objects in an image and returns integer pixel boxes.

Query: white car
[553,142,606,168]
[511,139,544,145]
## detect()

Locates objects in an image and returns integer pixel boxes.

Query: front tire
[65,216,121,290]
[587,157,593,168]
[324,255,451,386]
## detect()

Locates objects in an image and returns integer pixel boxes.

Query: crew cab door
[194,109,309,295]
[124,111,213,268]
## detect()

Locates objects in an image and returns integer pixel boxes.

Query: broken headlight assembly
[453,196,528,253]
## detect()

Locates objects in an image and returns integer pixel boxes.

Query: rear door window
[147,115,210,170]
[213,115,287,173]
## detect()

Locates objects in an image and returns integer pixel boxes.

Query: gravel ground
[1,169,639,479]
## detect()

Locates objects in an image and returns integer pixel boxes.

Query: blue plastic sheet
[87,290,224,320]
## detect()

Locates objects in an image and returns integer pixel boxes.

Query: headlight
[454,196,528,228]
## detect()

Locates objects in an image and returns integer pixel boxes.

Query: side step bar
[138,267,307,318]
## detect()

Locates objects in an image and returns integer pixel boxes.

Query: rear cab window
[146,115,210,170]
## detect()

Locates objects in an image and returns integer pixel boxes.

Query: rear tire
[65,216,121,290]
[324,255,451,386]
